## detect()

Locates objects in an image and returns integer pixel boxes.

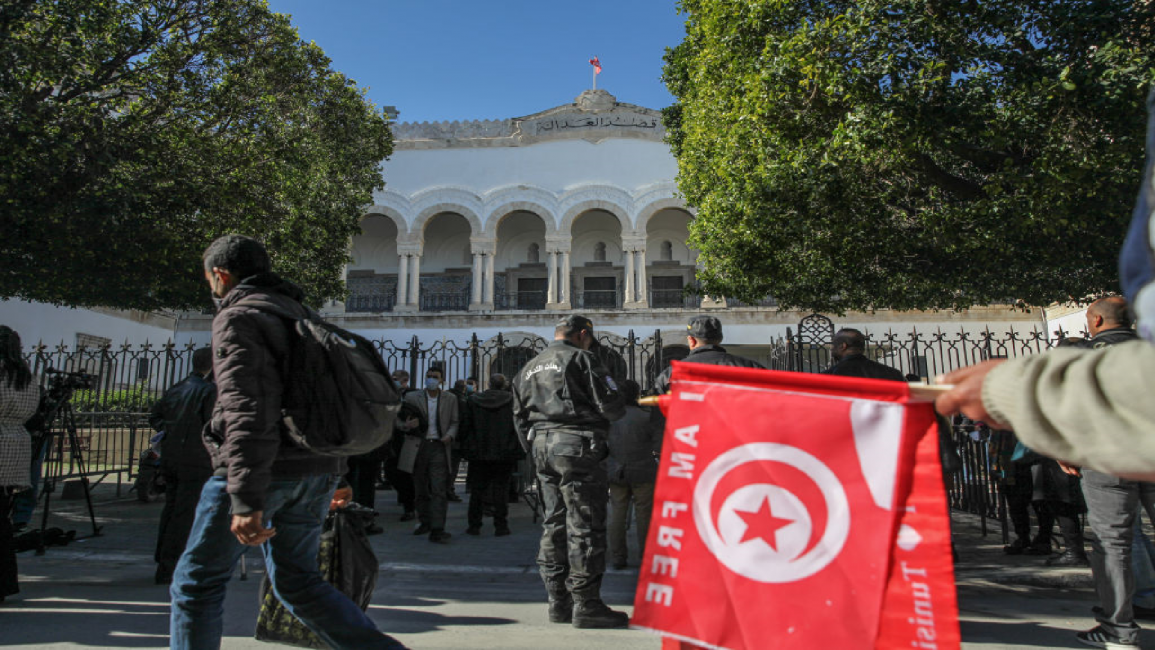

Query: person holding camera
[0,325,38,604]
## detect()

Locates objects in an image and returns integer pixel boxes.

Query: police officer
[653,315,764,394]
[513,315,627,628]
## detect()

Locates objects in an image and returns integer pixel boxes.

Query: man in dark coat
[1066,297,1152,643]
[823,328,905,381]
[149,347,216,585]
[169,235,404,650]
[653,315,763,394]
[460,373,524,536]
[513,314,627,628]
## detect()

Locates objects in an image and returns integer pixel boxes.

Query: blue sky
[266,0,688,123]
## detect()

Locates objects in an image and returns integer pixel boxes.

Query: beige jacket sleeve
[982,340,1155,478]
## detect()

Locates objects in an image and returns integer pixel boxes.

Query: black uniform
[148,372,216,584]
[512,339,625,607]
[653,344,764,395]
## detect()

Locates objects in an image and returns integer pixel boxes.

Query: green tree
[664,0,1155,312]
[0,0,393,310]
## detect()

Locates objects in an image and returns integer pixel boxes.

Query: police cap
[687,315,723,341]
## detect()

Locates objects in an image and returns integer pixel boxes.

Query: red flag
[589,56,602,74]
[631,363,958,650]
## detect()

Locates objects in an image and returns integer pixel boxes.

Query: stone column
[697,251,726,309]
[560,251,572,308]
[408,253,421,309]
[624,247,636,304]
[483,253,495,305]
[394,253,412,312]
[546,237,571,310]
[470,252,483,307]
[547,251,558,304]
[622,236,648,310]
[636,247,648,305]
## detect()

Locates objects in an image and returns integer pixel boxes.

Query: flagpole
[592,65,597,91]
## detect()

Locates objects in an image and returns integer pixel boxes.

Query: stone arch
[412,203,484,242]
[483,201,557,236]
[359,207,409,239]
[635,197,693,231]
[559,200,630,233]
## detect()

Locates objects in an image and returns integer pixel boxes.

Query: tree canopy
[664,0,1155,312]
[1,0,393,310]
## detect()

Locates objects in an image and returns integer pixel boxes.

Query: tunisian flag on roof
[632,363,959,650]
[589,56,602,74]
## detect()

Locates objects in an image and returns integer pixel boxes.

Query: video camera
[45,367,97,393]
[25,368,97,434]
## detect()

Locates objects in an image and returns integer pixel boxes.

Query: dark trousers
[1037,500,1084,551]
[347,455,382,511]
[467,461,515,529]
[155,469,210,584]
[413,439,449,532]
[382,459,415,513]
[1,487,18,598]
[533,431,609,603]
[1082,469,1155,643]
[1004,463,1042,542]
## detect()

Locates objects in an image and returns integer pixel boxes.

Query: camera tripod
[31,370,103,554]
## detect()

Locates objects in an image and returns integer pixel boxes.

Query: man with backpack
[169,235,405,650]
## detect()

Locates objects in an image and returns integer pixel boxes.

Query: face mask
[425,377,440,390]
[465,384,475,394]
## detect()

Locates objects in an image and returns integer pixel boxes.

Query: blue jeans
[169,474,404,650]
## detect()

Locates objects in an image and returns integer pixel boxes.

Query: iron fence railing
[22,314,1079,530]
[419,290,471,313]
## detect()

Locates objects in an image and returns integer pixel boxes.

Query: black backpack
[240,301,401,457]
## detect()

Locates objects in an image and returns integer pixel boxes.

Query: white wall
[382,138,677,197]
[0,300,177,348]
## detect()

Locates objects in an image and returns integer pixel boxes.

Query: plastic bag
[253,504,379,647]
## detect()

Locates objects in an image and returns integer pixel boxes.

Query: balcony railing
[420,290,471,312]
[575,290,620,309]
[346,291,396,313]
[649,289,697,309]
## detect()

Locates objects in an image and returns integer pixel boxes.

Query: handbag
[253,505,379,647]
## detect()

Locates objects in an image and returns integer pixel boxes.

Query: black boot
[572,599,629,629]
[548,596,573,624]
[1045,549,1089,567]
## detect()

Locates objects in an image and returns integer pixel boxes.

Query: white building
[3,88,1059,370]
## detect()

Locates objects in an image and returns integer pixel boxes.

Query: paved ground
[0,481,1149,649]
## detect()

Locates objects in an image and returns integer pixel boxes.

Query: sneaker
[1075,625,1138,649]
[413,524,431,535]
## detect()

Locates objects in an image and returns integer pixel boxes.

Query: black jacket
[512,340,626,441]
[149,372,215,478]
[460,389,525,463]
[823,354,905,382]
[653,344,764,394]
[1085,327,1139,349]
[206,272,344,515]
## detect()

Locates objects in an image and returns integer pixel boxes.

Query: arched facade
[345,89,703,314]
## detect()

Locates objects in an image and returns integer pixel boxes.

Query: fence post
[627,329,636,385]
[408,335,419,379]
[469,333,480,386]
[786,327,796,372]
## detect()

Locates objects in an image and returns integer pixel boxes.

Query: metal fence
[23,313,1078,530]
